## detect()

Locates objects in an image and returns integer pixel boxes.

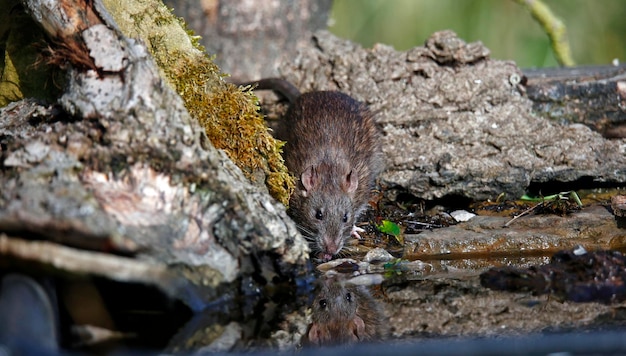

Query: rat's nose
[323,239,341,257]
[327,241,336,252]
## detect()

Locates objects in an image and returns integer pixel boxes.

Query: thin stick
[513,0,575,66]
[504,202,544,227]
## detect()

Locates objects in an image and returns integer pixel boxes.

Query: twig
[513,0,575,66]
[405,221,443,229]
[504,201,544,227]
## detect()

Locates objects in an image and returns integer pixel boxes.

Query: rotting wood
[523,64,626,138]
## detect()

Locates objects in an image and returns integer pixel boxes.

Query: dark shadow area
[527,176,626,197]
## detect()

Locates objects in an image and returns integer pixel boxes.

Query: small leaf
[378,220,401,237]
[569,191,583,207]
[521,191,581,205]
[520,194,543,202]
[521,193,559,202]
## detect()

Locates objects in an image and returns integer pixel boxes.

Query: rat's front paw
[351,225,365,239]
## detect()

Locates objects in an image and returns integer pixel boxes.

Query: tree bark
[0,0,309,309]
[524,64,626,138]
[171,1,626,140]
[164,0,333,80]
[271,30,626,201]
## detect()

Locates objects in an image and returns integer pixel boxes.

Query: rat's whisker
[296,225,316,242]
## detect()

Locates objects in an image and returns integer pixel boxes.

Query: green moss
[102,0,294,205]
[160,53,294,205]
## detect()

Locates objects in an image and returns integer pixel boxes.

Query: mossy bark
[0,0,309,310]
[101,0,294,205]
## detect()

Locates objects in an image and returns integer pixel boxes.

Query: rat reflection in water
[303,275,386,347]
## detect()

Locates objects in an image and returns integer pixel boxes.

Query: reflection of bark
[164,0,333,80]
[0,0,309,308]
[481,248,626,303]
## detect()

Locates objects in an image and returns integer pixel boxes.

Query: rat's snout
[321,237,343,258]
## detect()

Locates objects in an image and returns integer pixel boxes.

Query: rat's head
[311,278,358,322]
[305,190,356,260]
[307,278,366,346]
[290,165,359,261]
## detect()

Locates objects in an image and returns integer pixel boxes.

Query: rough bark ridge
[0,0,309,309]
[524,64,626,138]
[277,30,626,201]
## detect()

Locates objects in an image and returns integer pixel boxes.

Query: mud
[383,273,625,340]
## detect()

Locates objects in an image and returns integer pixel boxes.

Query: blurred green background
[329,0,625,68]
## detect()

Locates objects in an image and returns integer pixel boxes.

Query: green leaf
[569,191,583,207]
[378,220,401,237]
[521,191,582,206]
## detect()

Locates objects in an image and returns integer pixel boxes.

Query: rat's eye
[345,292,352,302]
[342,213,348,223]
[319,299,327,309]
[315,210,323,220]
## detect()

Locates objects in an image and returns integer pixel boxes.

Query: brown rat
[304,277,385,346]
[247,78,384,261]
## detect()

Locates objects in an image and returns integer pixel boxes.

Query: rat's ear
[351,316,366,341]
[343,169,359,193]
[301,166,318,192]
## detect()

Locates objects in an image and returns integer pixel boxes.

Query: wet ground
[3,189,626,354]
[351,189,626,343]
[158,189,626,352]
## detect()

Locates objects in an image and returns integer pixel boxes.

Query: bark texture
[0,0,309,309]
[524,64,626,138]
[271,30,626,201]
[164,0,333,80]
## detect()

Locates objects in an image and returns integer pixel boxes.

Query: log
[164,0,333,80]
[523,64,626,138]
[0,0,310,310]
[172,1,626,139]
[273,30,626,201]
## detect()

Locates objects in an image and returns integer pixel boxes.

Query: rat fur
[245,78,384,261]
[304,277,385,346]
